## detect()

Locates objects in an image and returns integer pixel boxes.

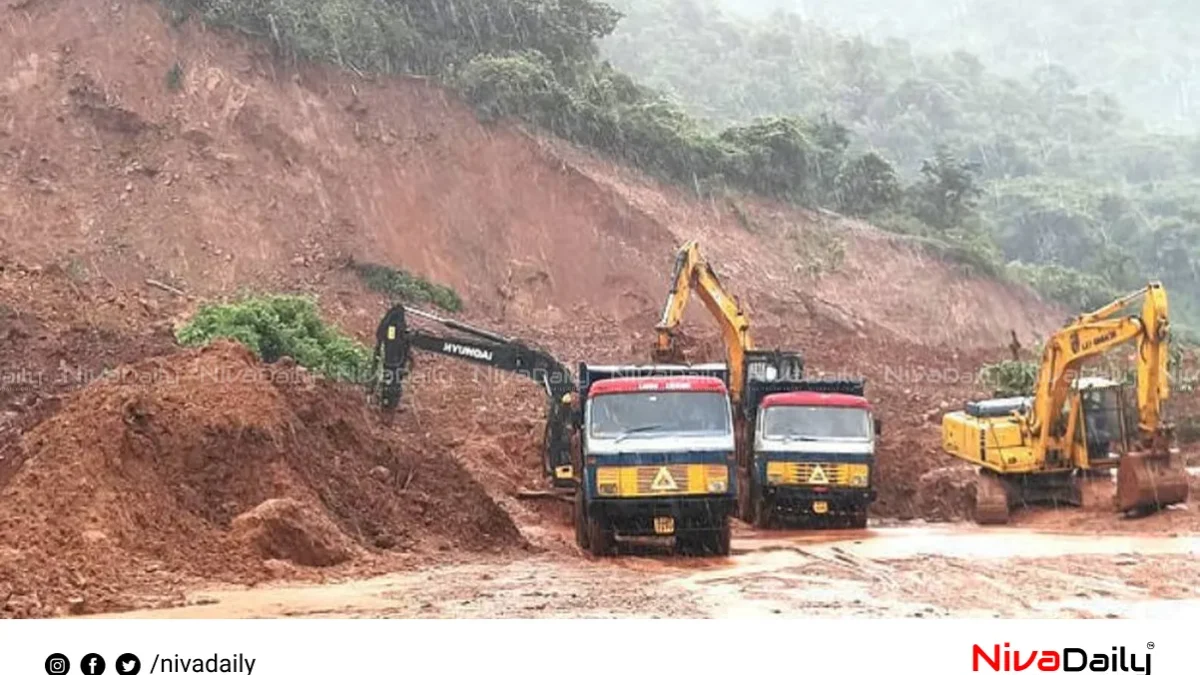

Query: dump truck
[573,363,738,556]
[372,306,738,557]
[652,241,879,529]
[739,356,880,528]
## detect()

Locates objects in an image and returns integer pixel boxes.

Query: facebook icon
[80,654,106,675]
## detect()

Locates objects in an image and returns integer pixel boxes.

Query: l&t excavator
[942,282,1191,524]
[653,241,880,528]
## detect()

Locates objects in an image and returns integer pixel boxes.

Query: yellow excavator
[654,241,879,527]
[942,282,1190,524]
[653,240,767,404]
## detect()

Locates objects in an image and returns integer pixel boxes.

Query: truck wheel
[675,533,698,556]
[711,519,732,556]
[751,493,772,529]
[587,513,613,557]
[736,468,753,522]
[847,507,868,530]
[573,490,590,551]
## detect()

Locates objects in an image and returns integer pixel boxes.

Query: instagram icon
[45,653,70,675]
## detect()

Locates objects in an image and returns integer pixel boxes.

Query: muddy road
[100,525,1200,620]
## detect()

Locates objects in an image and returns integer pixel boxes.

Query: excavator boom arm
[653,241,753,403]
[1028,283,1171,446]
[372,305,577,485]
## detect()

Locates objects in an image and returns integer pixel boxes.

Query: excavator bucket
[1115,451,1190,514]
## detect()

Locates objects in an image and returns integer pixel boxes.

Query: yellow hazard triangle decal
[808,465,829,484]
[651,466,678,491]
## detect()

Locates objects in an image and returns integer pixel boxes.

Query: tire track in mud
[95,527,1200,619]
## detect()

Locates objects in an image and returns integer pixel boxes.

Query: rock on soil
[0,341,522,617]
[232,498,355,567]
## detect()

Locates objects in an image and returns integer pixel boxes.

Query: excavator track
[972,470,1010,525]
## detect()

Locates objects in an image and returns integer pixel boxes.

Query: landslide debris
[0,341,522,617]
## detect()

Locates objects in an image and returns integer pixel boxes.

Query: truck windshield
[589,392,731,438]
[762,406,870,440]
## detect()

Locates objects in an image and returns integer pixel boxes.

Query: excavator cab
[1073,378,1129,465]
[1069,377,1189,513]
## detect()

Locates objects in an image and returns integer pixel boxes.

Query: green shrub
[1007,262,1118,311]
[456,52,576,129]
[351,261,463,313]
[176,294,369,381]
[893,227,1005,277]
[186,0,420,74]
[166,62,184,91]
[834,152,903,216]
[979,359,1039,397]
[718,117,820,200]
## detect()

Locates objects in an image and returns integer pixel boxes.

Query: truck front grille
[766,462,866,487]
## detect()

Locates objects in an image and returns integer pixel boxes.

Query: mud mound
[232,498,355,567]
[0,264,179,490]
[0,341,521,617]
[913,465,977,522]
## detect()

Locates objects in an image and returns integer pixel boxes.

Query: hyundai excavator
[371,304,578,489]
[653,241,880,528]
[942,282,1191,524]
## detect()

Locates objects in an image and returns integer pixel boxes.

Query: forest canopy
[602,0,1200,328]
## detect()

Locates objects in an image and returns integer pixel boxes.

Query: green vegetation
[350,261,462,313]
[163,0,995,274]
[162,0,1200,322]
[176,295,369,380]
[165,62,184,91]
[979,359,1039,398]
[729,0,1200,133]
[602,0,1200,326]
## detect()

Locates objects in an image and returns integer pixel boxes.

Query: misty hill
[728,0,1200,134]
[601,0,1200,333]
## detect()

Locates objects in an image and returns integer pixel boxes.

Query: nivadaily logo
[973,643,1152,674]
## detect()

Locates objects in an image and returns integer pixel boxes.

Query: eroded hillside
[0,0,1061,343]
[21,0,1198,620]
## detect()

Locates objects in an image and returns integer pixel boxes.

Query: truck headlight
[849,464,869,487]
[597,467,620,496]
[704,465,729,493]
[766,462,786,485]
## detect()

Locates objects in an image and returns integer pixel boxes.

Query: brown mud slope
[0,0,1083,531]
[0,342,521,617]
[0,0,1060,342]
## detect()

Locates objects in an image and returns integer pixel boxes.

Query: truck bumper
[589,497,734,536]
[763,487,875,515]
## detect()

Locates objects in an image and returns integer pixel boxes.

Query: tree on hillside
[907,148,983,231]
[834,152,901,216]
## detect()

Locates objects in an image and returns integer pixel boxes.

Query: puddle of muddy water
[733,527,1200,560]
[1035,597,1200,619]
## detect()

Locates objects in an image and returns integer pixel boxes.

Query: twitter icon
[115,654,141,675]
